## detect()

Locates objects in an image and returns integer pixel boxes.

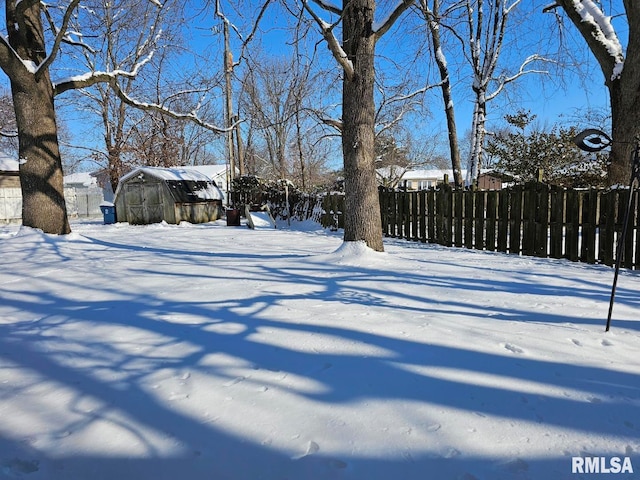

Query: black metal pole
[606,141,640,332]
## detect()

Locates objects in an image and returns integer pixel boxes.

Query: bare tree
[239,53,319,182]
[547,1,638,185]
[71,0,181,191]
[300,0,414,251]
[460,0,548,185]
[0,0,229,234]
[417,0,464,187]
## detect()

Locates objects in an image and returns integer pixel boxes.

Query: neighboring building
[114,166,224,225]
[63,171,106,218]
[378,167,506,190]
[0,154,20,223]
[184,164,233,203]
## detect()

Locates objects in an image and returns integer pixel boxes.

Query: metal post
[606,140,640,331]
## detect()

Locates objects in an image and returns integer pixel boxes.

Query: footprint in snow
[1,458,40,475]
[571,339,582,347]
[502,343,524,354]
[426,423,441,432]
[601,339,614,347]
[223,376,246,387]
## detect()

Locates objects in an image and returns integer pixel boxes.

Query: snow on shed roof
[120,166,214,183]
[118,166,224,202]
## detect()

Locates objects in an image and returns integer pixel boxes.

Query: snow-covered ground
[1,219,639,480]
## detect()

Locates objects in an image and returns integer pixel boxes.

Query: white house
[377,167,506,190]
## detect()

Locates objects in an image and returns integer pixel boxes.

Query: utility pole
[223,19,236,182]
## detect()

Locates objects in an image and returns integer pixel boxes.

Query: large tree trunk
[7,1,70,234]
[342,0,384,252]
[608,38,640,185]
[609,79,640,185]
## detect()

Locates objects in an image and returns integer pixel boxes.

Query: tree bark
[342,0,384,252]
[5,1,70,234]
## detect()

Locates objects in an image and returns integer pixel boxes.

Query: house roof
[401,169,459,181]
[64,172,98,187]
[182,165,228,179]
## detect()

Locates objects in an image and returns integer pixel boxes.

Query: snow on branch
[552,0,624,81]
[53,51,155,95]
[107,83,233,134]
[301,0,354,80]
[373,0,415,40]
[55,60,231,133]
[571,0,624,79]
[311,0,342,15]
[486,54,551,101]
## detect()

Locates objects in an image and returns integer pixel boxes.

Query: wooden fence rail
[243,183,640,270]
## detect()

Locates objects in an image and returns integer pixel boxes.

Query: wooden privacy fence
[379,183,640,270]
[242,183,640,270]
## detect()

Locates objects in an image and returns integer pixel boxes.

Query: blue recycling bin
[100,203,116,224]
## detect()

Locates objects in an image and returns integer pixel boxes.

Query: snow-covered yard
[1,219,639,480]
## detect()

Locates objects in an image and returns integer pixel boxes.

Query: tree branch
[373,0,415,40]
[486,54,551,101]
[553,0,624,82]
[311,0,342,15]
[108,82,234,134]
[301,0,354,80]
[35,0,82,82]
[53,52,155,95]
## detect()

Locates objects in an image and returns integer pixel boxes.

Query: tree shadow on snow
[0,228,639,480]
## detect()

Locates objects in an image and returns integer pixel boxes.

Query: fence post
[427,188,436,242]
[535,182,550,258]
[619,188,637,269]
[411,191,419,241]
[379,187,388,236]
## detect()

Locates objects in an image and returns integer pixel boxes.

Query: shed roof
[119,166,224,202]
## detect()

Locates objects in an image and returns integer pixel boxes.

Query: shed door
[125,183,164,224]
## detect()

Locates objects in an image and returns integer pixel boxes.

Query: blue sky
[0,0,616,171]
